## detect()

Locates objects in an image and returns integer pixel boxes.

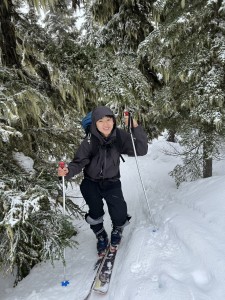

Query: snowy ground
[1,137,225,300]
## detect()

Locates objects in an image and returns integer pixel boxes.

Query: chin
[102,131,111,137]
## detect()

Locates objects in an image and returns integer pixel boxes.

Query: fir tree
[83,0,225,182]
[138,0,225,181]
[0,0,86,283]
[81,0,157,131]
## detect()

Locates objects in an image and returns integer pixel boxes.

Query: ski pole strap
[124,111,134,132]
[128,112,134,132]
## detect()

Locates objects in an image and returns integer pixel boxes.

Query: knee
[120,215,132,228]
[85,213,104,225]
[113,214,132,228]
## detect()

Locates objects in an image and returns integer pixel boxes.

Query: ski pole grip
[124,111,133,130]
[59,161,65,169]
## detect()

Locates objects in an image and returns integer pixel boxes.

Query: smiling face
[96,116,114,137]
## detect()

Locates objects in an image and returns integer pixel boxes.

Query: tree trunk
[167,130,176,143]
[203,141,212,178]
[0,0,21,67]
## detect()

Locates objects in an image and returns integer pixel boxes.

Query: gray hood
[91,106,116,141]
[91,106,114,123]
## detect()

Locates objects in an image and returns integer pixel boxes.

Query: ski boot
[96,229,109,257]
[110,226,123,250]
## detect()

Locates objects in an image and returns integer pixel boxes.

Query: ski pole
[58,161,70,287]
[124,111,157,230]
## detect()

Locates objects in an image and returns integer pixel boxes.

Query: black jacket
[65,107,148,181]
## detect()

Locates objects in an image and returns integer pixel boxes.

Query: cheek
[109,120,114,128]
[96,122,104,131]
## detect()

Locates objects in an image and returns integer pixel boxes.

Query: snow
[0,126,22,143]
[207,0,218,4]
[13,152,35,175]
[1,136,225,300]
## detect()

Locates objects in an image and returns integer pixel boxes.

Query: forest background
[0,0,225,285]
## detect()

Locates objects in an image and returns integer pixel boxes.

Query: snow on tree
[78,0,158,132]
[0,0,86,283]
[1,0,225,284]
[138,0,225,181]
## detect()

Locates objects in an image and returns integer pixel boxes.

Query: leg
[101,180,130,247]
[80,178,105,220]
[80,178,108,254]
[101,180,128,227]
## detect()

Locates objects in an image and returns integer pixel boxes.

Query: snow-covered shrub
[0,183,79,285]
[0,153,84,285]
[169,128,223,187]
[170,156,202,188]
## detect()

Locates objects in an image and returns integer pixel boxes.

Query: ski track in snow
[1,139,225,300]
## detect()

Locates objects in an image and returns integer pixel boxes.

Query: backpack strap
[87,132,91,144]
[88,134,99,157]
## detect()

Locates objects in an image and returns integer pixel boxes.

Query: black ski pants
[80,178,128,228]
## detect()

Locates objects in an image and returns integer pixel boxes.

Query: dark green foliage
[0,0,89,282]
[0,210,77,285]
[137,0,225,180]
[139,0,225,128]
[89,0,154,52]
[0,153,83,284]
[169,127,222,187]
[81,0,157,133]
[1,0,225,284]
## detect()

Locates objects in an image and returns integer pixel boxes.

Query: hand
[124,114,138,128]
[58,166,69,177]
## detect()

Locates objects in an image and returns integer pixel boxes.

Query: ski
[83,247,110,300]
[93,245,118,294]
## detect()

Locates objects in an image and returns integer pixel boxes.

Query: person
[58,106,148,256]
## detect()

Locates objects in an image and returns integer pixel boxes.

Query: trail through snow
[1,138,225,300]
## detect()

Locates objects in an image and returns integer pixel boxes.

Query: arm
[120,126,148,156]
[58,139,92,180]
[123,113,148,156]
[131,125,148,156]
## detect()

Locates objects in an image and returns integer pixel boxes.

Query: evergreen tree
[85,0,225,182]
[81,0,157,132]
[2,0,224,283]
[0,0,86,283]
[138,0,225,182]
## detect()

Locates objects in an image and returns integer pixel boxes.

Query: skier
[58,106,148,256]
